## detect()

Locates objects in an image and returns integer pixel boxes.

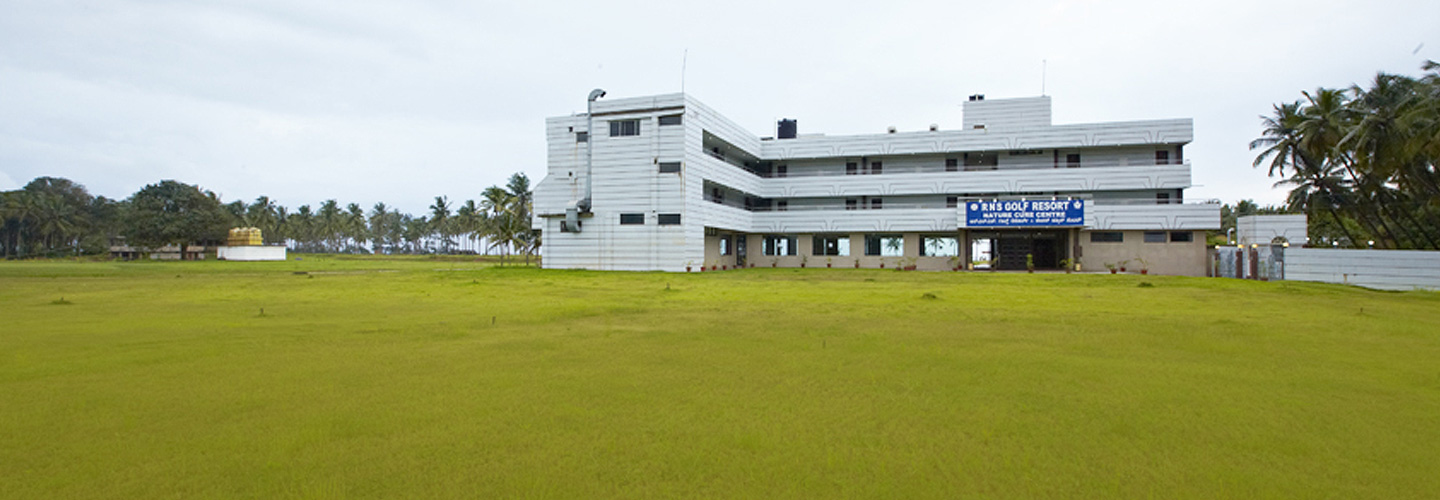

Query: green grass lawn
[2,256,1438,498]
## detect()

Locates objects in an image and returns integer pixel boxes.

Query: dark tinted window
[658,162,681,173]
[619,213,644,225]
[1170,231,1193,243]
[1090,232,1123,243]
[609,120,639,137]
[657,213,681,225]
[1144,231,1166,243]
[658,114,683,126]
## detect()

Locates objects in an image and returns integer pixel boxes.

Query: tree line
[1,173,537,263]
[1251,61,1440,249]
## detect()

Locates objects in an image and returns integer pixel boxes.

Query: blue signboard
[965,199,1085,227]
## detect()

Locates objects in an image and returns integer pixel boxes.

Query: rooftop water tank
[777,119,797,139]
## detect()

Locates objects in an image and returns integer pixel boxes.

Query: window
[609,119,640,137]
[1066,153,1081,168]
[965,152,998,170]
[945,158,959,172]
[870,198,883,210]
[619,213,644,225]
[865,234,904,256]
[576,131,589,143]
[1156,150,1170,164]
[870,161,883,175]
[812,235,850,256]
[1157,192,1171,204]
[1170,231,1194,243]
[658,162,681,173]
[763,235,797,256]
[846,162,858,175]
[845,199,857,210]
[658,114,683,126]
[777,200,788,212]
[1090,232,1123,243]
[946,196,958,209]
[921,236,958,256]
[658,213,681,225]
[719,236,731,255]
[711,187,724,204]
[1144,231,1167,243]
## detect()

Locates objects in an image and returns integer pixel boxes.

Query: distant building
[533,93,1219,275]
[109,245,209,260]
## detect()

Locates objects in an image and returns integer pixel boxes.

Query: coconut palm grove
[1,173,538,262]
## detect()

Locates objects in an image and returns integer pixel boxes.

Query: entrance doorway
[736,236,747,268]
[971,230,1069,270]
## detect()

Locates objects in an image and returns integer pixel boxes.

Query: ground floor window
[763,235,797,256]
[719,236,731,255]
[921,236,958,256]
[1090,231,1123,243]
[812,235,850,256]
[1170,231,1193,242]
[865,234,904,256]
[1144,231,1166,243]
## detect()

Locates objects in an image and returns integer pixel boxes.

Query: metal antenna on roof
[681,49,688,94]
[1042,59,1047,96]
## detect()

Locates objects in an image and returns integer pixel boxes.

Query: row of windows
[721,234,963,257]
[576,114,683,142]
[765,149,1179,175]
[618,213,682,225]
[1089,231,1193,243]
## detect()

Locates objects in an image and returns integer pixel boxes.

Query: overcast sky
[2,0,1437,214]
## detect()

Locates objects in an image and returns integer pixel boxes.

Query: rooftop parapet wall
[963,96,1052,130]
[758,119,1193,160]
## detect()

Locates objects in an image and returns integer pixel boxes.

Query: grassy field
[2,256,1438,498]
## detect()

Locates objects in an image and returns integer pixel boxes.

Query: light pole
[581,88,606,212]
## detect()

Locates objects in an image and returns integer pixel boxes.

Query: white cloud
[1,0,1437,211]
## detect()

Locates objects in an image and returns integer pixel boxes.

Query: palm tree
[246,196,279,244]
[456,200,481,253]
[32,193,79,253]
[345,203,367,253]
[369,203,390,254]
[429,196,453,253]
[1251,101,1364,246]
[317,200,342,252]
[506,173,537,264]
[480,186,513,260]
[1,191,35,257]
[292,205,315,252]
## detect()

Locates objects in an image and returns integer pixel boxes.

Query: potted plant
[1105,262,1117,274]
[879,258,885,269]
[1060,258,1073,274]
[826,257,833,268]
[771,258,778,268]
[722,262,728,271]
[1136,257,1149,275]
[854,259,860,268]
[949,256,961,271]
[686,260,693,272]
[801,254,808,268]
[904,256,918,271]
[1118,259,1129,273]
[1026,253,1034,273]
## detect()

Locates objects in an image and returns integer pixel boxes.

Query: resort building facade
[533,93,1219,275]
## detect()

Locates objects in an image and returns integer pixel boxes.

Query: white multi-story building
[533,92,1219,275]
